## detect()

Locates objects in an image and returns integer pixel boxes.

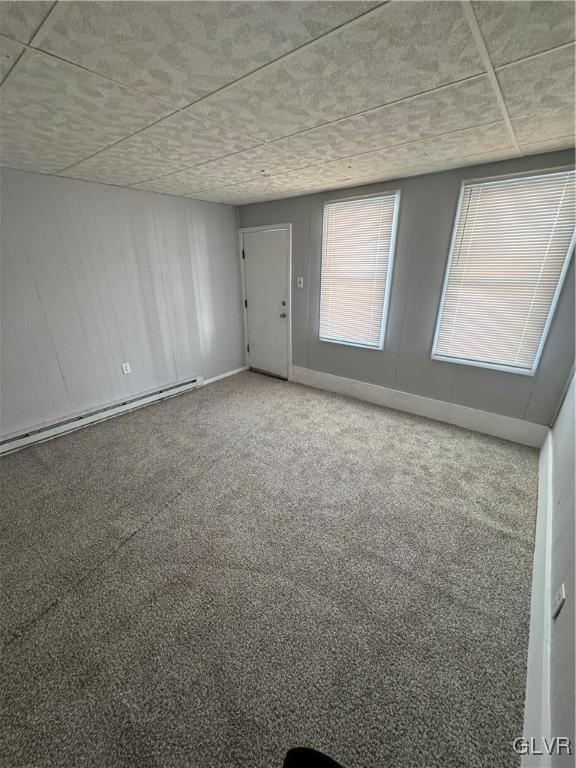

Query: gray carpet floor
[1,371,538,768]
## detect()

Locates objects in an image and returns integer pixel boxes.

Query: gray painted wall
[0,169,245,439]
[240,149,575,425]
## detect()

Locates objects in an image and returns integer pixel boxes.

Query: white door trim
[238,224,292,378]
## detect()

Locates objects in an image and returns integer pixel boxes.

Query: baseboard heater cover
[0,376,203,455]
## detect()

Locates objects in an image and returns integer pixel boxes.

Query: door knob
[280,313,286,318]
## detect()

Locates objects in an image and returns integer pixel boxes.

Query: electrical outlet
[552,583,566,620]
[296,276,304,288]
[121,362,132,375]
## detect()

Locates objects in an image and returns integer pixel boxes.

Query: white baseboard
[522,432,553,766]
[203,365,249,386]
[290,365,549,448]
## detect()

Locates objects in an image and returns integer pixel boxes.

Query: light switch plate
[552,583,566,620]
[296,276,304,288]
[121,362,132,375]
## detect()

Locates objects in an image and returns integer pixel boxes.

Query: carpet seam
[2,390,257,649]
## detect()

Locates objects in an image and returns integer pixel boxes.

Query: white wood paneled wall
[0,169,245,439]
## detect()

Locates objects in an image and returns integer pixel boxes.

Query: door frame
[238,224,292,379]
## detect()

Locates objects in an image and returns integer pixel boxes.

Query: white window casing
[432,169,575,375]
[319,192,400,350]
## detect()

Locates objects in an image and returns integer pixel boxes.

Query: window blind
[432,169,575,374]
[319,193,399,349]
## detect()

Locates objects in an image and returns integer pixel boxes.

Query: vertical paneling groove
[52,200,101,397]
[151,197,180,382]
[68,186,116,400]
[0,169,245,439]
[185,213,208,377]
[86,185,132,400]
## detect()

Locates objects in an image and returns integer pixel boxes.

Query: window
[319,193,400,349]
[432,169,575,375]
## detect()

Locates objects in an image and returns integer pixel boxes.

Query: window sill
[430,353,536,377]
[319,337,384,351]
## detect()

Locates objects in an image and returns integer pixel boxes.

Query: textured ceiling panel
[196,148,524,205]
[322,123,513,180]
[61,111,260,186]
[194,189,280,205]
[333,147,520,190]
[142,172,353,205]
[186,1,484,142]
[133,174,216,199]
[271,77,501,164]
[137,144,309,194]
[497,44,575,119]
[197,171,355,204]
[520,134,574,156]
[0,35,24,82]
[243,164,350,191]
[0,1,53,44]
[520,137,575,157]
[472,1,575,67]
[35,1,377,107]
[209,164,351,199]
[0,50,172,173]
[0,1,573,204]
[512,110,575,147]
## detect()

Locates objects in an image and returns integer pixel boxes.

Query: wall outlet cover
[121,362,132,375]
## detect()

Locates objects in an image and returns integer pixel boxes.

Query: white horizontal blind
[433,170,575,374]
[319,193,399,348]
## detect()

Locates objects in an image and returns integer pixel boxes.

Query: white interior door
[242,227,290,379]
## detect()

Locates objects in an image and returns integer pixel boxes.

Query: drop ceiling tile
[521,137,575,157]
[254,164,350,190]
[434,148,520,172]
[188,143,311,186]
[0,1,53,43]
[133,174,215,199]
[271,76,501,164]
[61,111,261,186]
[35,1,378,108]
[512,110,575,147]
[0,50,172,173]
[195,189,275,205]
[201,147,531,205]
[0,35,24,82]
[199,164,351,202]
[341,147,519,188]
[59,157,166,189]
[276,176,357,198]
[472,1,575,67]
[195,187,296,205]
[497,44,575,119]
[322,122,513,180]
[208,148,525,205]
[186,1,484,141]
[138,143,309,193]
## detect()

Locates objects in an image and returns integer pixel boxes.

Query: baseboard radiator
[0,376,203,456]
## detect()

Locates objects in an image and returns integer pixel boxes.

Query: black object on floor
[284,747,344,767]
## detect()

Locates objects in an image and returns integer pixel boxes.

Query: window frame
[318,190,401,351]
[430,168,576,377]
